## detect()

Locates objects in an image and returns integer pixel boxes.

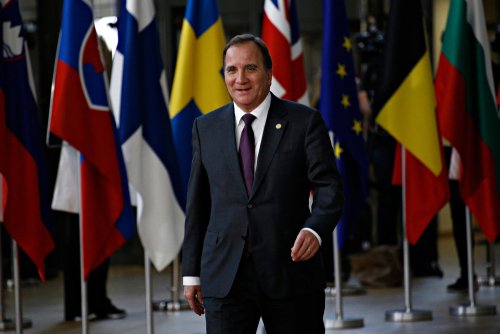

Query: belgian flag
[374,0,449,244]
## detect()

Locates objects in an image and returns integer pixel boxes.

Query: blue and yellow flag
[169,0,230,206]
[319,0,369,248]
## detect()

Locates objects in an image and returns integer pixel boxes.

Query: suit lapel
[251,96,287,199]
[219,104,249,197]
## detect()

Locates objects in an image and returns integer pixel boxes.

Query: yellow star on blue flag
[343,36,352,51]
[334,141,344,159]
[341,94,350,109]
[337,64,347,78]
[352,119,363,135]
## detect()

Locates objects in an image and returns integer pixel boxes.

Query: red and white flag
[262,0,309,105]
[0,0,54,280]
[49,0,134,279]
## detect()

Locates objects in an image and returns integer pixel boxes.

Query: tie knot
[242,113,256,126]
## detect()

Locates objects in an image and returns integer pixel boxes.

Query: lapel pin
[275,123,282,129]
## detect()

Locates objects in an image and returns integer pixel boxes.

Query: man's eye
[246,65,257,71]
[226,67,236,73]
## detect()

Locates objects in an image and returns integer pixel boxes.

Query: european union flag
[319,0,369,249]
[169,0,230,205]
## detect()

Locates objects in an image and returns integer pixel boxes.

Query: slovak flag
[0,0,54,281]
[49,0,134,279]
[110,0,185,271]
[262,0,309,105]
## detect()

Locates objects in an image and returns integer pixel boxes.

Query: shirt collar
[234,93,271,124]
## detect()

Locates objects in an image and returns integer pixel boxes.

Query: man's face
[224,42,272,112]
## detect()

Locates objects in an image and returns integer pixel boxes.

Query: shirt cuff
[183,276,200,286]
[302,228,322,246]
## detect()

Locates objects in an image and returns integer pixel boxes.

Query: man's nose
[236,70,247,83]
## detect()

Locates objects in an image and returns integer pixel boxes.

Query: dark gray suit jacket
[182,94,343,299]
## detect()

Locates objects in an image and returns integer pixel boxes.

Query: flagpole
[144,253,153,334]
[477,242,500,287]
[0,227,15,330]
[153,254,189,312]
[12,241,22,334]
[77,152,89,334]
[1,233,32,332]
[324,228,363,329]
[449,207,496,316]
[385,145,432,322]
[325,282,366,297]
[11,241,33,334]
[324,232,366,298]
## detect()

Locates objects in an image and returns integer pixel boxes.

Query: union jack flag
[261,0,309,105]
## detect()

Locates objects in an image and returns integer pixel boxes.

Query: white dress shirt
[234,93,271,169]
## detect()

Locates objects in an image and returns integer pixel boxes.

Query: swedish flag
[170,0,230,206]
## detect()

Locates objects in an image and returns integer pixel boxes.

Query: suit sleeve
[182,119,211,278]
[303,111,343,242]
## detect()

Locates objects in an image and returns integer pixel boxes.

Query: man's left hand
[291,229,320,262]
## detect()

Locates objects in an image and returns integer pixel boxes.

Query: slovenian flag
[0,0,54,281]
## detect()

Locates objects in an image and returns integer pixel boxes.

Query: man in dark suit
[182,34,343,334]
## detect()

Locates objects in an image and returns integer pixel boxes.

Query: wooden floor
[5,236,500,333]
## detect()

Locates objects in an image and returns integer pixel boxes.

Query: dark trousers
[204,257,325,334]
[410,216,439,271]
[444,147,469,279]
[449,179,469,278]
[62,212,112,320]
[370,135,401,246]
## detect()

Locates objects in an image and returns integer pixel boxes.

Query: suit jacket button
[247,204,253,209]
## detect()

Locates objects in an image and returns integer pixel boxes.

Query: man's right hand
[184,285,205,315]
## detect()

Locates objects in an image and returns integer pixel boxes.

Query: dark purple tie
[239,113,256,195]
